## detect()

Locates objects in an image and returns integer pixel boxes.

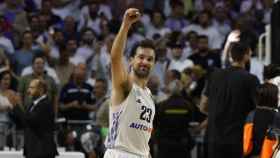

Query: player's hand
[122,8,141,28]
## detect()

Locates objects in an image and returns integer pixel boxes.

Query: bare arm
[221,30,240,68]
[199,94,209,115]
[111,8,141,107]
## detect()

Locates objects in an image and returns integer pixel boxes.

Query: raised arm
[110,8,141,106]
[221,30,240,68]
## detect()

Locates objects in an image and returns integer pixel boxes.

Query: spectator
[151,42,170,89]
[0,15,14,55]
[89,38,109,80]
[201,42,260,158]
[51,0,81,20]
[183,31,199,57]
[144,10,171,40]
[48,28,66,59]
[164,69,181,92]
[21,64,60,86]
[12,30,39,75]
[156,79,205,158]
[183,10,223,50]
[78,1,103,36]
[0,48,9,68]
[80,0,112,22]
[66,38,78,58]
[18,54,58,109]
[39,0,62,26]
[89,78,109,121]
[0,69,18,149]
[54,45,75,86]
[28,14,43,41]
[212,5,232,43]
[2,0,29,34]
[165,0,189,31]
[62,16,79,41]
[243,83,280,157]
[168,42,194,72]
[188,35,221,73]
[263,64,280,107]
[72,28,96,65]
[0,13,13,40]
[10,78,58,158]
[59,63,95,121]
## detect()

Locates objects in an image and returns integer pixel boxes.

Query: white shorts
[104,149,150,158]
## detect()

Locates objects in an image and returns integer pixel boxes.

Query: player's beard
[133,66,150,79]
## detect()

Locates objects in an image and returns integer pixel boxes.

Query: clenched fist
[122,8,141,28]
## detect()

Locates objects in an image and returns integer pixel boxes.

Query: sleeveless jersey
[105,83,155,156]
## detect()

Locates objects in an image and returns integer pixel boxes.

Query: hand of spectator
[226,30,240,44]
[40,43,51,57]
[70,100,81,109]
[122,8,141,28]
[6,91,21,108]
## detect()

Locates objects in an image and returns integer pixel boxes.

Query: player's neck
[130,74,147,89]
[231,62,246,69]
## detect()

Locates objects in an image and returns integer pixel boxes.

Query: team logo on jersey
[129,122,153,133]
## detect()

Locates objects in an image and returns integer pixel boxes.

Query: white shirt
[52,0,81,20]
[80,4,112,21]
[183,24,223,49]
[30,94,47,112]
[78,17,102,35]
[21,66,60,85]
[168,58,194,72]
[74,46,95,63]
[0,94,12,122]
[269,76,280,107]
[0,36,15,54]
[250,57,264,83]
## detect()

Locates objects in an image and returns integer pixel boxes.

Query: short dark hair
[256,83,278,108]
[263,64,280,80]
[230,42,250,62]
[32,54,45,64]
[170,69,181,80]
[95,78,108,91]
[0,69,10,81]
[199,10,212,19]
[129,39,155,58]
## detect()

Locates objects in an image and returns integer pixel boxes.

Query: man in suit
[11,79,58,158]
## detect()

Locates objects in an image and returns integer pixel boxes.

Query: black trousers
[208,142,243,158]
[158,143,191,158]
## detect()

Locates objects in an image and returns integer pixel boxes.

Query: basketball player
[104,8,156,158]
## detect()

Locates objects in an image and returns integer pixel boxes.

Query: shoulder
[83,82,93,90]
[44,74,56,83]
[61,82,75,91]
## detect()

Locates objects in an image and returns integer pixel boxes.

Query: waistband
[106,148,151,158]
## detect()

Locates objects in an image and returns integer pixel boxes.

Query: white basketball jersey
[105,83,155,156]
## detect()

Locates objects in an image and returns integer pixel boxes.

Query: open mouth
[139,66,149,71]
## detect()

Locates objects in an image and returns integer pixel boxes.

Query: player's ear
[129,56,134,65]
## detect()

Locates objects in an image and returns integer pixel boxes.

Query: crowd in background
[0,0,276,158]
